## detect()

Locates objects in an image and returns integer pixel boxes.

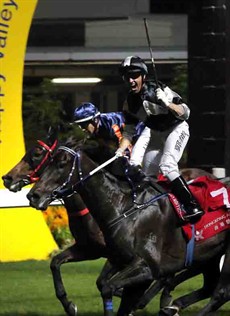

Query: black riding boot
[170,176,204,223]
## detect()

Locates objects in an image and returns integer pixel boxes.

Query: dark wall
[28,20,85,47]
[187,0,229,175]
[150,0,188,13]
[225,2,230,176]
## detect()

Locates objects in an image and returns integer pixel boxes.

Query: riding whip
[53,154,119,198]
[89,155,118,176]
[143,18,159,87]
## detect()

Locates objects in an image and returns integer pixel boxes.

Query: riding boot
[170,176,204,223]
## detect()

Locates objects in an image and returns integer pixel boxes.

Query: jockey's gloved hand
[115,148,124,158]
[156,88,170,107]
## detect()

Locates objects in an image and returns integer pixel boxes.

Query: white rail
[0,189,61,208]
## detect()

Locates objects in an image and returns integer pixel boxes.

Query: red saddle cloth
[159,175,230,243]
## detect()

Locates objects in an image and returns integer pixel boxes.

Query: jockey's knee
[159,164,179,182]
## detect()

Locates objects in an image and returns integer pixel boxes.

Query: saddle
[166,176,230,242]
[131,173,230,243]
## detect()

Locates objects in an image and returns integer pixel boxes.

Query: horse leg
[195,245,230,316]
[132,271,198,313]
[97,259,123,297]
[159,254,226,316]
[117,280,154,316]
[159,258,221,316]
[50,245,79,316]
[97,260,124,316]
[159,269,200,309]
[100,259,153,316]
[50,243,104,316]
[131,278,167,310]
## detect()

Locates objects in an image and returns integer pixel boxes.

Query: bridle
[51,146,90,199]
[51,145,119,200]
[26,139,58,184]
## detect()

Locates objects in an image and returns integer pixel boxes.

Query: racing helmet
[119,56,148,76]
[73,103,100,123]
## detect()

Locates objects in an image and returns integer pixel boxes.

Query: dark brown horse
[3,131,229,315]
[4,142,224,315]
[2,130,156,315]
[2,129,109,316]
[26,137,230,316]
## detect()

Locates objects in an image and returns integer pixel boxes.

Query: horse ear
[47,125,59,144]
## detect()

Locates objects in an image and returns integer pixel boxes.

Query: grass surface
[0,259,229,315]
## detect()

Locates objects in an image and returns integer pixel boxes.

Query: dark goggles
[123,71,142,81]
[77,120,93,129]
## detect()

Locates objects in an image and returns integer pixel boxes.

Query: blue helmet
[73,103,100,123]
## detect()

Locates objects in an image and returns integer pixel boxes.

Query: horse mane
[64,135,86,148]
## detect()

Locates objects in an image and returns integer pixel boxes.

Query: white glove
[115,148,124,158]
[156,88,170,107]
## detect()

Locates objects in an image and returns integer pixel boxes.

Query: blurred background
[23,0,230,174]
[0,2,229,314]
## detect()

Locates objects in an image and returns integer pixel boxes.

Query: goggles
[123,71,142,81]
[78,120,93,129]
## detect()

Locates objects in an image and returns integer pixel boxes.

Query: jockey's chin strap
[52,146,117,199]
[28,139,58,183]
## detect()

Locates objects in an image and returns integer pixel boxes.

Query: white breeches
[130,126,151,166]
[142,121,189,181]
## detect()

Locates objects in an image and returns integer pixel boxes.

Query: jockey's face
[78,119,99,134]
[123,72,145,94]
[86,122,97,134]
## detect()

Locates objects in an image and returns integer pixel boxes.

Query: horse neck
[81,175,125,225]
[63,195,106,246]
[76,154,129,231]
[76,151,173,238]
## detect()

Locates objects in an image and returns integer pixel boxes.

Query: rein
[52,146,117,199]
[28,139,58,183]
[107,193,168,229]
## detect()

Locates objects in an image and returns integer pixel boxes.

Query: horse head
[2,126,58,192]
[26,136,135,213]
[26,137,89,210]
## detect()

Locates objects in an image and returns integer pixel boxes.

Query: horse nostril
[52,189,60,198]
[2,175,12,181]
[2,175,13,186]
[27,191,40,202]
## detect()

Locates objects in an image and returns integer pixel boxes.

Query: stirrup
[183,208,204,223]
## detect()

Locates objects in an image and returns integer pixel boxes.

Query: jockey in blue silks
[73,102,125,142]
[73,102,145,147]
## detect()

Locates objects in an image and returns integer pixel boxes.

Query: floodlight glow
[51,77,102,84]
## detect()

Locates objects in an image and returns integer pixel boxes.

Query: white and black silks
[122,81,190,141]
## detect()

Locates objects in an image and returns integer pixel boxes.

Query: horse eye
[58,160,66,168]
